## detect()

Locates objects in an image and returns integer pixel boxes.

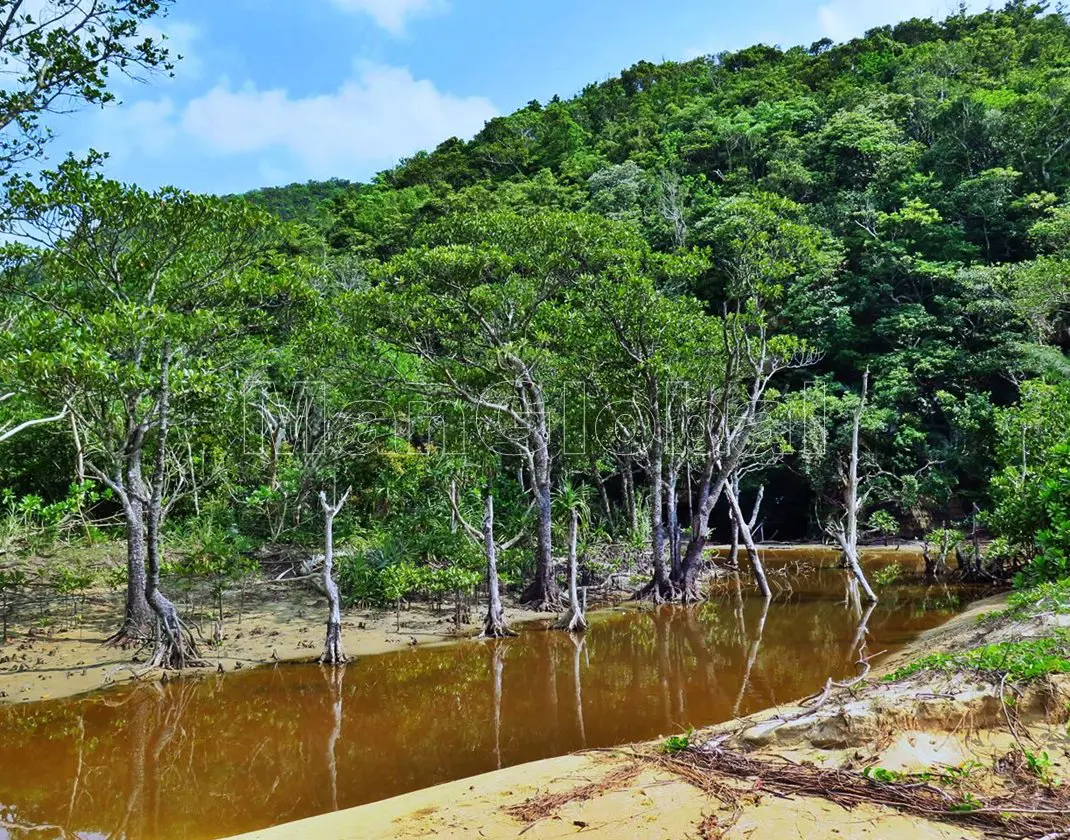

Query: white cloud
[326,0,444,34]
[817,0,989,42]
[91,97,178,161]
[91,62,496,184]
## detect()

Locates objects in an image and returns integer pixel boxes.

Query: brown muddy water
[0,549,996,840]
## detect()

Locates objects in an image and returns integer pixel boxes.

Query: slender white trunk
[319,488,351,664]
[557,508,587,632]
[481,493,514,638]
[725,484,770,598]
[840,372,877,603]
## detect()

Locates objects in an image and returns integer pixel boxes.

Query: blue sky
[55,0,985,195]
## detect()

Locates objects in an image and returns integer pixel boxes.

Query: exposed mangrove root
[787,649,881,719]
[479,604,517,639]
[320,618,346,664]
[553,608,588,633]
[519,586,565,614]
[679,584,706,605]
[103,662,152,686]
[653,744,1070,839]
[503,761,642,825]
[144,595,209,671]
[102,623,151,650]
[634,576,679,604]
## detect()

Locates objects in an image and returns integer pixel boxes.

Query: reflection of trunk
[543,638,560,739]
[323,665,345,811]
[678,607,719,700]
[732,572,746,643]
[319,489,350,664]
[64,712,86,830]
[845,576,862,618]
[114,692,152,840]
[556,508,587,632]
[654,610,673,729]
[491,642,506,769]
[733,595,769,716]
[570,635,586,747]
[725,483,769,598]
[147,683,194,835]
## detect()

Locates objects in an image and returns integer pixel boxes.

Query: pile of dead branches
[654,744,1070,839]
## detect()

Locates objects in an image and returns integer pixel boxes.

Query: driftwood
[655,745,1070,840]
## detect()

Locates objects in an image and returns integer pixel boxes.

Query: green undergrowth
[863,760,985,787]
[660,730,694,754]
[1006,578,1070,616]
[978,577,1070,626]
[885,630,1070,683]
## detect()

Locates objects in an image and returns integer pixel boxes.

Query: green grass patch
[885,630,1070,683]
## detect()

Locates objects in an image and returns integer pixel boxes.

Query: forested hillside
[258,1,1070,498]
[251,2,1069,521]
[3,3,1070,666]
[242,177,357,224]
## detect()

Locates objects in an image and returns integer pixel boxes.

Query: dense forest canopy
[2,1,1070,664]
[244,0,1070,518]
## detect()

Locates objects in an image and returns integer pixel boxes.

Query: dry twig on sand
[503,762,642,825]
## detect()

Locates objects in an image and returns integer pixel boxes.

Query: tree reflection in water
[0,556,988,840]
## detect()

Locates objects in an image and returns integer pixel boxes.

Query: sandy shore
[0,579,546,704]
[229,750,983,840]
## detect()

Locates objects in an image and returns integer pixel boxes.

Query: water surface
[0,550,993,839]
